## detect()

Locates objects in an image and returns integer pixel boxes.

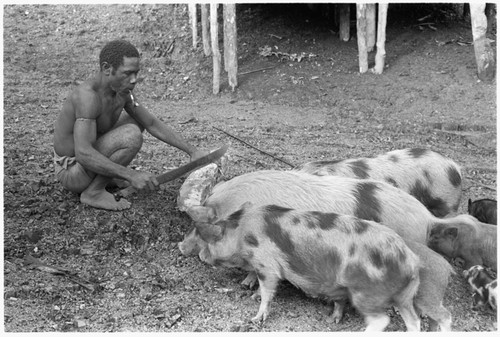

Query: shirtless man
[53,39,207,211]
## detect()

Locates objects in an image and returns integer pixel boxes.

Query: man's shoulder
[69,80,98,102]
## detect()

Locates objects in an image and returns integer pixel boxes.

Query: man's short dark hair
[99,40,140,71]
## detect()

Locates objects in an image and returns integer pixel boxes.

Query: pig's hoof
[251,292,261,301]
[241,274,258,288]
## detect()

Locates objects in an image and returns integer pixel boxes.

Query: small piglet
[463,265,497,311]
[468,198,497,225]
[427,214,497,271]
[187,202,422,332]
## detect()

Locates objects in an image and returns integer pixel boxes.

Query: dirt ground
[2,3,497,332]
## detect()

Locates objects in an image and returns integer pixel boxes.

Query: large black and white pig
[296,148,462,217]
[188,202,422,331]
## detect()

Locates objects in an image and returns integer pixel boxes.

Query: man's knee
[120,123,143,150]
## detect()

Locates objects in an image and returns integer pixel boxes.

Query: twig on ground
[23,255,95,291]
[213,126,295,168]
[238,66,277,76]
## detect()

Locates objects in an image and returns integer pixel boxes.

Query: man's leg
[80,121,143,210]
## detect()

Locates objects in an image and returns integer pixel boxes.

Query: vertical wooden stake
[188,3,198,49]
[470,2,496,81]
[224,4,238,91]
[372,3,388,74]
[356,3,368,73]
[366,3,376,52]
[339,4,350,42]
[210,3,221,94]
[201,4,211,56]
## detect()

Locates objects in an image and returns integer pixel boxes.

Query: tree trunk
[372,3,388,74]
[210,3,221,94]
[188,3,198,49]
[470,2,496,81]
[356,4,368,73]
[223,4,238,91]
[339,4,350,42]
[201,4,211,56]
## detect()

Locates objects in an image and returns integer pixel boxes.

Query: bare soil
[3,3,497,332]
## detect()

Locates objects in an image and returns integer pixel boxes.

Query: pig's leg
[425,304,452,331]
[330,299,347,323]
[363,313,390,331]
[251,274,278,323]
[397,305,421,331]
[241,271,258,288]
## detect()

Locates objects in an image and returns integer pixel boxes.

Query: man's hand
[128,170,159,191]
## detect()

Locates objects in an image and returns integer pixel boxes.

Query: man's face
[110,56,140,94]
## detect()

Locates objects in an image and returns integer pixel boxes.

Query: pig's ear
[443,227,458,239]
[186,206,217,223]
[195,223,224,243]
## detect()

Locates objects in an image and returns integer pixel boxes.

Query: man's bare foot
[80,189,131,210]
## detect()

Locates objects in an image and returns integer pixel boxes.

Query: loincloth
[53,150,91,193]
[53,149,77,175]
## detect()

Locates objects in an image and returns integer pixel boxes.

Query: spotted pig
[404,240,454,331]
[468,198,497,225]
[178,170,474,323]
[297,148,462,217]
[463,265,497,311]
[428,214,497,271]
[189,202,422,331]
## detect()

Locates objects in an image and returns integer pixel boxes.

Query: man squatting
[53,40,207,211]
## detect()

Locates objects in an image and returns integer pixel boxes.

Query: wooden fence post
[339,4,350,42]
[372,3,388,74]
[223,4,238,91]
[210,3,221,94]
[188,3,198,49]
[366,4,376,52]
[201,4,211,56]
[356,3,368,73]
[470,2,496,81]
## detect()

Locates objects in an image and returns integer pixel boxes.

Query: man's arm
[72,91,136,181]
[124,95,206,160]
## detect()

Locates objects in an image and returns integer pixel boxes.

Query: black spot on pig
[353,219,369,234]
[369,248,384,269]
[349,159,370,179]
[354,182,382,223]
[410,180,448,217]
[349,244,357,257]
[385,177,398,187]
[291,216,302,226]
[264,213,342,281]
[447,166,462,188]
[409,148,429,158]
[311,211,340,231]
[264,213,296,257]
[244,233,259,247]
